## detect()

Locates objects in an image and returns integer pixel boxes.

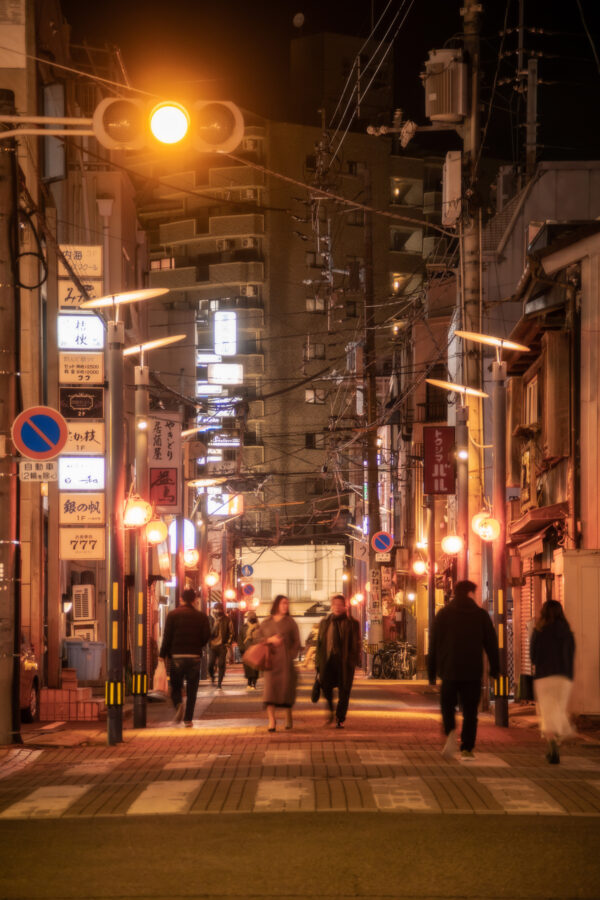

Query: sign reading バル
[59,352,104,384]
[423,425,456,495]
[59,492,105,525]
[59,527,105,560]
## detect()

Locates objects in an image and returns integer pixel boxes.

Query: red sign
[423,425,455,495]
[149,468,178,508]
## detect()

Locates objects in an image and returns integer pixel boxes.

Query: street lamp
[79,288,170,745]
[454,329,530,727]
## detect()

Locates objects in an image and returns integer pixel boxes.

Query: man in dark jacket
[208,601,234,689]
[159,588,211,726]
[428,580,499,759]
[316,593,361,727]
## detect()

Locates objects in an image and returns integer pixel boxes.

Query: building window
[305,388,326,404]
[425,365,448,422]
[305,342,325,360]
[286,579,304,601]
[259,579,272,602]
[345,300,358,318]
[305,432,325,449]
[306,296,326,313]
[525,376,538,425]
[150,257,175,270]
[348,209,364,226]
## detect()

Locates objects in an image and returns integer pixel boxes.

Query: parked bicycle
[371,641,417,679]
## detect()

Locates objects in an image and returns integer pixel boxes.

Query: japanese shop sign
[423,425,455,495]
[149,468,179,511]
[59,352,104,384]
[64,422,105,455]
[58,278,103,310]
[58,244,103,279]
[59,527,105,560]
[18,460,57,482]
[59,492,105,525]
[58,456,105,491]
[59,387,104,420]
[58,314,105,350]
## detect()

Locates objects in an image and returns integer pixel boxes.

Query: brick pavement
[1,670,599,819]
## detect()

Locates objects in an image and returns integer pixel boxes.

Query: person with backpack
[208,601,234,690]
[238,608,261,690]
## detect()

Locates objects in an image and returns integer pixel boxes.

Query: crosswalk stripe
[0,785,88,819]
[127,780,203,816]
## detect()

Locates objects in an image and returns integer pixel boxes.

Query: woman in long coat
[256,594,300,732]
[530,599,575,764]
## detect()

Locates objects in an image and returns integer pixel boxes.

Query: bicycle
[372,641,416,679]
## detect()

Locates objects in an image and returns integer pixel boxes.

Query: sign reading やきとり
[149,413,182,513]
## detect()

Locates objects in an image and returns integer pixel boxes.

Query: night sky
[59,0,600,163]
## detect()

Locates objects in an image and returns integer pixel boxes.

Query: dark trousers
[322,657,354,723]
[440,679,481,752]
[208,645,228,686]
[243,663,259,686]
[169,657,201,722]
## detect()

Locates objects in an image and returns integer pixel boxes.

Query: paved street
[1,671,599,899]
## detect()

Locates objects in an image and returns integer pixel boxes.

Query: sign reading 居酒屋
[423,425,456,495]
[149,413,182,513]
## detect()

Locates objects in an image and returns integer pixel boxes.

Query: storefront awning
[508,502,568,547]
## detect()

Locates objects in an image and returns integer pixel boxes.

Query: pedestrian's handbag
[152,658,168,694]
[242,641,273,671]
[311,675,321,703]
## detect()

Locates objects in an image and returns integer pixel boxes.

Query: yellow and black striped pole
[492,360,509,727]
[132,364,149,728]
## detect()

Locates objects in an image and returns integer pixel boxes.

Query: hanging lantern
[123,494,153,528]
[441,534,463,555]
[471,511,490,535]
[239,599,247,610]
[474,516,501,542]
[146,518,168,545]
[205,570,219,587]
[224,588,237,601]
[183,548,200,568]
[412,559,427,576]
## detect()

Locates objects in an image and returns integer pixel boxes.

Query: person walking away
[159,588,211,726]
[530,599,575,764]
[256,595,300,731]
[428,580,499,759]
[208,601,234,690]
[238,608,261,690]
[316,593,361,728]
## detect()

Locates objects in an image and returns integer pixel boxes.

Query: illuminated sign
[59,352,104,384]
[58,244,103,278]
[59,492,105,524]
[207,363,243,385]
[196,351,222,364]
[168,518,196,553]
[59,387,104,419]
[214,310,237,356]
[59,527,105,560]
[58,278,103,310]
[206,492,244,517]
[196,382,223,396]
[58,314,105,350]
[58,456,105,491]
[210,435,241,447]
[65,422,105,454]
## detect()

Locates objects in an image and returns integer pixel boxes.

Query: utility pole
[0,90,21,745]
[460,0,483,590]
[132,364,149,728]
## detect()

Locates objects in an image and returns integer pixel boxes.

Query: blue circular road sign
[240,564,254,577]
[11,406,69,461]
[371,531,393,553]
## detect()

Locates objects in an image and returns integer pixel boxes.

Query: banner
[423,425,455,495]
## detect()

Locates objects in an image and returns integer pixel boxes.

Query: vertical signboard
[149,413,182,513]
[423,425,456,495]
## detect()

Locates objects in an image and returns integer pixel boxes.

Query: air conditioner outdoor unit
[242,237,258,249]
[72,585,95,621]
[71,620,97,641]
[241,284,258,297]
[216,239,234,251]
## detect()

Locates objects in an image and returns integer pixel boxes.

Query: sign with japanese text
[58,456,105,491]
[64,422,105,455]
[59,352,104,385]
[149,467,179,511]
[59,492,105,525]
[59,527,105,560]
[19,460,58,482]
[58,245,103,279]
[59,387,104,420]
[58,278,103,310]
[423,425,456,495]
[57,314,105,350]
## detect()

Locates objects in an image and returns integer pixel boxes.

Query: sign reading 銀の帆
[59,492,105,525]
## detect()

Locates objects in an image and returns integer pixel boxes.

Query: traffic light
[92,98,244,153]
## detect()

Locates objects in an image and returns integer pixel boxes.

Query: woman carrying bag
[530,599,576,764]
[254,594,300,732]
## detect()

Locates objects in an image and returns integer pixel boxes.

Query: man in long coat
[316,593,361,727]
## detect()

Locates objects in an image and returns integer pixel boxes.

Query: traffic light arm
[0,113,94,141]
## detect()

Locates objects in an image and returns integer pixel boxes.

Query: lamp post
[454,330,530,727]
[80,288,169,745]
[123,333,185,729]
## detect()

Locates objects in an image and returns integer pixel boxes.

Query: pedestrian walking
[238,608,261,690]
[159,588,211,726]
[256,594,300,732]
[530,599,575,764]
[208,601,234,690]
[315,593,361,728]
[428,579,499,759]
